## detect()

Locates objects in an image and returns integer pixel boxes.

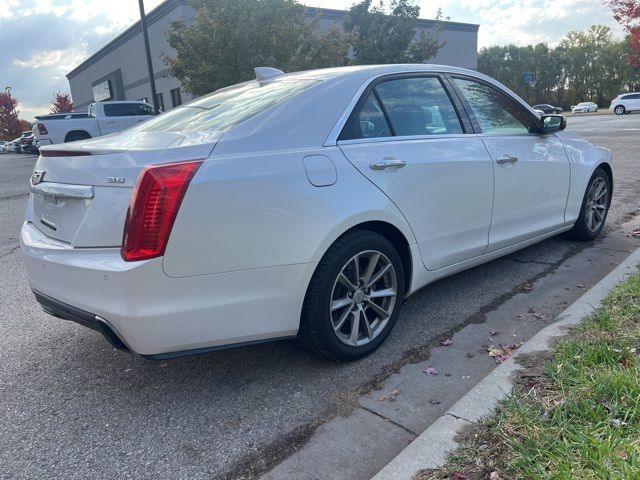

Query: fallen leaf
[625,228,640,238]
[452,473,468,480]
[533,312,545,319]
[489,330,497,336]
[576,284,585,288]
[522,283,533,292]
[528,307,536,313]
[610,418,628,427]
[428,398,441,405]
[440,339,453,346]
[378,395,386,401]
[423,367,438,376]
[489,472,502,480]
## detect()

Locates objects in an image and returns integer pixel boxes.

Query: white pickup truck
[33,101,157,146]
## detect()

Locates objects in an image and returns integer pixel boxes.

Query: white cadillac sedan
[22,65,612,361]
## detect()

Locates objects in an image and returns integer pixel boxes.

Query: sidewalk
[372,243,640,480]
[260,225,640,480]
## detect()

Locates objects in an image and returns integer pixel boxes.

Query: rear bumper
[33,290,129,351]
[21,221,312,357]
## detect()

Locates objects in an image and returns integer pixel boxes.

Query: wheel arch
[311,218,416,295]
[595,161,613,194]
[64,130,91,142]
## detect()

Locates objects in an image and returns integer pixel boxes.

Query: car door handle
[496,156,518,165]
[369,159,407,170]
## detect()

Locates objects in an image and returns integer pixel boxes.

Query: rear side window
[133,78,319,132]
[340,76,463,140]
[376,78,463,136]
[104,103,155,117]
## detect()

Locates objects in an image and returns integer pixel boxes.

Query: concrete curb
[372,245,640,480]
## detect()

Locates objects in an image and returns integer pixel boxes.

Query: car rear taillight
[37,123,48,135]
[121,160,203,262]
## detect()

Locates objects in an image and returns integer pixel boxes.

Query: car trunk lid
[28,130,221,247]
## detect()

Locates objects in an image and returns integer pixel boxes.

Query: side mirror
[540,114,566,133]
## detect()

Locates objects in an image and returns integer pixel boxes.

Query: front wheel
[299,231,405,361]
[614,105,625,115]
[569,168,611,241]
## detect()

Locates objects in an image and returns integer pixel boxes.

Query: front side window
[454,77,533,134]
[132,78,318,132]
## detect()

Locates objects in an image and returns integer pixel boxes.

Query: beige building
[67,0,479,111]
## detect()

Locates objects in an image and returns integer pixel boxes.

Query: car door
[101,103,154,135]
[338,75,494,271]
[449,75,571,251]
[627,94,640,111]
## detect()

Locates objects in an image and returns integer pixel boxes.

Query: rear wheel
[299,231,405,361]
[569,168,611,241]
[614,105,625,115]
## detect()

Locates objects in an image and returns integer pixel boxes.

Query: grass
[419,271,640,480]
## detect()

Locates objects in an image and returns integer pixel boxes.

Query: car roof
[277,64,483,82]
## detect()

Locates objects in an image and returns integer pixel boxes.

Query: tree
[165,0,350,96]
[605,0,640,66]
[345,0,442,64]
[50,92,73,114]
[0,90,30,141]
[478,24,640,109]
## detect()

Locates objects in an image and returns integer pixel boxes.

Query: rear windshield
[133,78,319,132]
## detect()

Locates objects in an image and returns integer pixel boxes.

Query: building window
[170,88,182,108]
[155,93,165,112]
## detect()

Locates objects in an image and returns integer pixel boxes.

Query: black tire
[614,105,625,115]
[64,131,91,143]
[569,168,611,241]
[299,230,405,361]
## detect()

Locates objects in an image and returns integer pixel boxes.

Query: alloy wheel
[585,177,608,233]
[329,250,397,347]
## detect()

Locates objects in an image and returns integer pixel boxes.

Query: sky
[0,0,624,121]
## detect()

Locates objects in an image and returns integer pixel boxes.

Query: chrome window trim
[31,182,95,200]
[337,133,470,146]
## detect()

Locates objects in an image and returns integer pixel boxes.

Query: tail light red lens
[37,123,48,135]
[121,160,203,262]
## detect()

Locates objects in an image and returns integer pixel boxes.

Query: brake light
[121,160,202,262]
[37,123,48,135]
[40,150,92,157]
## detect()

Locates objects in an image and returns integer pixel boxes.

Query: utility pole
[138,0,159,114]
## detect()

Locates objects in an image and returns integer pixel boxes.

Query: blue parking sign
[522,72,535,84]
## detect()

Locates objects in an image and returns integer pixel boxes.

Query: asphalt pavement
[1,113,640,480]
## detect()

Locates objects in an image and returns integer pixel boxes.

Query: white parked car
[33,101,156,146]
[572,102,598,113]
[21,65,613,361]
[610,92,640,115]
